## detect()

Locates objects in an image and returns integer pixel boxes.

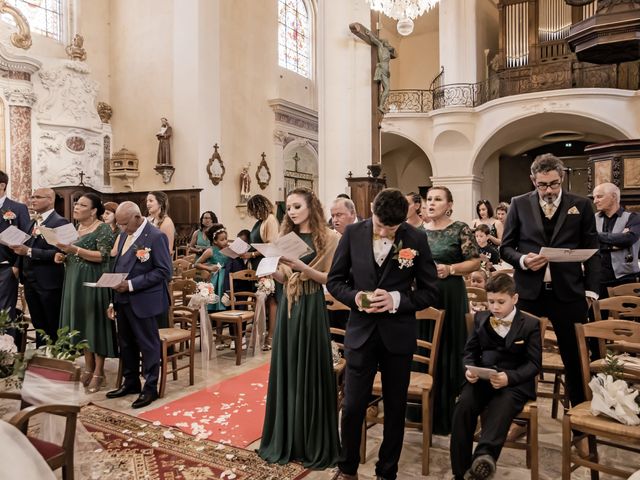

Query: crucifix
[349,17,397,169]
[78,170,85,186]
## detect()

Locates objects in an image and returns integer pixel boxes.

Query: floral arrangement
[194,282,219,304]
[0,309,26,383]
[135,247,151,262]
[1,209,16,223]
[256,276,275,296]
[392,241,418,269]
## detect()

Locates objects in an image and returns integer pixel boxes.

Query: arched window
[3,0,64,41]
[278,0,311,79]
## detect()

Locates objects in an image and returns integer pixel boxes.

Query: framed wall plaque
[594,159,612,186]
[624,157,640,189]
[256,152,271,190]
[207,143,225,186]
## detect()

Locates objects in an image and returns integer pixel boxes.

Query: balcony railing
[384,60,640,114]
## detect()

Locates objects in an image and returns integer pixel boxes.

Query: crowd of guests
[1,149,638,479]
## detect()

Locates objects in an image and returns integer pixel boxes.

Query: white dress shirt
[371,236,400,313]
[491,307,517,338]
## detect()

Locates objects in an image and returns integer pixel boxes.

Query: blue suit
[0,198,30,319]
[113,221,172,394]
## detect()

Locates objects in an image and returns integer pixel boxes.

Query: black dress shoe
[131,391,158,409]
[106,385,141,399]
[464,454,496,480]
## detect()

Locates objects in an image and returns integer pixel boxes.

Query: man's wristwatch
[26,248,32,258]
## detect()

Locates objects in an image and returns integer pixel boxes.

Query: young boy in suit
[450,273,541,480]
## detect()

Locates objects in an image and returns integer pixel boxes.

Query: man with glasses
[501,154,600,424]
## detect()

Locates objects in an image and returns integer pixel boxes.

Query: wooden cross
[78,170,85,186]
[350,18,397,167]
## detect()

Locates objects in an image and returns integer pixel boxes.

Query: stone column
[4,86,36,203]
[430,174,483,225]
[438,0,479,84]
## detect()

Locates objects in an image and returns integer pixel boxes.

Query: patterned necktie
[543,202,556,220]
[490,316,512,329]
[121,234,134,255]
[35,213,43,225]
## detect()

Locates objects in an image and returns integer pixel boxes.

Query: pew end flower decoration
[256,276,275,296]
[188,282,219,307]
[392,241,418,269]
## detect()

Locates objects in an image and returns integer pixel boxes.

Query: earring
[446,209,452,217]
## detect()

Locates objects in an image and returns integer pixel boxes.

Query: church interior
[1,0,640,478]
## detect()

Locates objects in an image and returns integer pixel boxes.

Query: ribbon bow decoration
[490,316,512,329]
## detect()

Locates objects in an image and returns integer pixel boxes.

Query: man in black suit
[501,153,600,411]
[11,188,68,345]
[451,273,541,480]
[0,170,30,320]
[327,188,439,480]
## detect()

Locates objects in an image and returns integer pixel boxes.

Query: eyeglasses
[535,181,562,190]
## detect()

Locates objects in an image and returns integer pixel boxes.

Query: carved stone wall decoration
[256,152,271,190]
[207,143,225,186]
[65,135,85,152]
[97,102,112,123]
[0,1,32,50]
[65,34,87,61]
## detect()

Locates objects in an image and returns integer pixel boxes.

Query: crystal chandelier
[365,0,439,36]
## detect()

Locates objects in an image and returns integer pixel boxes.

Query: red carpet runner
[140,362,270,448]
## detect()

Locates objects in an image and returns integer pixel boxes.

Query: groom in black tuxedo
[327,188,438,480]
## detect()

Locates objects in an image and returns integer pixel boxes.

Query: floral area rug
[139,363,270,448]
[79,403,308,480]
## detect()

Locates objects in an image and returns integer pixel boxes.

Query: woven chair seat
[209,310,254,321]
[159,327,191,343]
[371,371,433,397]
[567,402,640,440]
[333,357,346,375]
[542,351,564,370]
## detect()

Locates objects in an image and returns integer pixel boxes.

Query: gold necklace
[78,219,99,233]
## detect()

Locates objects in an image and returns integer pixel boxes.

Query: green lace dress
[258,233,340,469]
[59,222,117,357]
[423,221,479,435]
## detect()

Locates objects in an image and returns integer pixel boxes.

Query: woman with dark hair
[419,185,480,434]
[56,193,117,393]
[188,210,217,259]
[245,194,280,348]
[147,191,175,256]
[471,199,503,246]
[259,187,340,468]
[405,191,426,230]
[495,201,509,223]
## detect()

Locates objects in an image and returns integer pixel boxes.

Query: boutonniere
[2,209,16,224]
[567,206,580,215]
[32,225,41,237]
[392,241,418,269]
[135,247,151,262]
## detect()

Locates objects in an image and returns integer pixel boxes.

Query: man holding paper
[106,201,172,409]
[501,153,600,412]
[0,170,29,321]
[12,188,69,344]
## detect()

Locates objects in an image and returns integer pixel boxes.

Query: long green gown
[59,222,117,357]
[423,221,479,435]
[258,233,340,469]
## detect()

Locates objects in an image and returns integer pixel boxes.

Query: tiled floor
[85,347,640,479]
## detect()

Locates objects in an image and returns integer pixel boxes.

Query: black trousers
[338,328,413,480]
[115,302,161,395]
[518,291,587,406]
[0,265,18,318]
[450,381,528,476]
[24,283,62,346]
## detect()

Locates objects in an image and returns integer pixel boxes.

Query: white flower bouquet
[190,282,219,306]
[589,373,640,426]
[256,276,275,296]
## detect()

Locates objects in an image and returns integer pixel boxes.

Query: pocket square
[567,206,580,215]
[514,340,525,345]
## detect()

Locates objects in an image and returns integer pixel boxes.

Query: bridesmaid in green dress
[422,186,480,435]
[188,211,216,261]
[259,187,340,469]
[194,223,229,312]
[56,193,117,393]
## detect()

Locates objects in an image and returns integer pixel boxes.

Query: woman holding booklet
[55,193,117,393]
[258,187,340,469]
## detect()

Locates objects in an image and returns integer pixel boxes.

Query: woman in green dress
[194,223,229,313]
[259,187,340,469]
[422,186,480,435]
[188,210,216,261]
[56,193,117,393]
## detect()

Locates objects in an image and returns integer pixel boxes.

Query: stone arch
[381,131,433,192]
[433,129,473,153]
[282,138,318,195]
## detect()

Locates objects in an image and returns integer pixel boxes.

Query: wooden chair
[172,258,192,276]
[594,295,640,322]
[170,278,197,307]
[209,269,257,365]
[180,267,197,280]
[607,282,640,297]
[360,307,445,476]
[0,356,81,480]
[562,320,640,479]
[466,286,487,304]
[536,318,570,420]
[325,293,349,412]
[158,306,199,398]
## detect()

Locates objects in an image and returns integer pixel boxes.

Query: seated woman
[471,200,503,247]
[188,211,217,260]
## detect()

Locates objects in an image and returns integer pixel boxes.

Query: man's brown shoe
[331,469,359,480]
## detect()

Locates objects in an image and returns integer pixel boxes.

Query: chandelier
[365,0,439,36]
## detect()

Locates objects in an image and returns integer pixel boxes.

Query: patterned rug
[79,403,308,480]
[139,363,270,447]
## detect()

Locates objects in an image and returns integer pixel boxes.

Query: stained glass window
[3,0,63,41]
[278,0,311,79]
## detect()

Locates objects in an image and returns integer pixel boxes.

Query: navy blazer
[464,309,542,400]
[0,198,30,266]
[500,191,601,302]
[113,222,172,318]
[19,211,69,290]
[327,219,439,355]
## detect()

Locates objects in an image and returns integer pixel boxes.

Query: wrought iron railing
[384,60,640,113]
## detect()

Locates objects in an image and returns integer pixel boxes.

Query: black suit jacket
[0,198,30,266]
[464,309,541,400]
[19,211,69,290]
[500,191,600,301]
[327,220,439,355]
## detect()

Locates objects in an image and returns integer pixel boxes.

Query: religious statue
[65,34,87,61]
[240,164,252,203]
[156,117,172,165]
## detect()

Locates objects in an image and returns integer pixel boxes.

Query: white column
[430,174,483,225]
[438,0,479,84]
[317,0,372,208]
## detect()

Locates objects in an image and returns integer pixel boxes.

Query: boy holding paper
[451,273,541,480]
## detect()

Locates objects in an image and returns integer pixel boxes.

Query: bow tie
[490,316,512,329]
[373,233,395,241]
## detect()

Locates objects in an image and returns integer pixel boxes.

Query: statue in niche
[240,164,251,203]
[65,34,87,61]
[156,117,172,165]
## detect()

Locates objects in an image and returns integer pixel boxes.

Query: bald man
[593,182,640,297]
[12,188,69,345]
